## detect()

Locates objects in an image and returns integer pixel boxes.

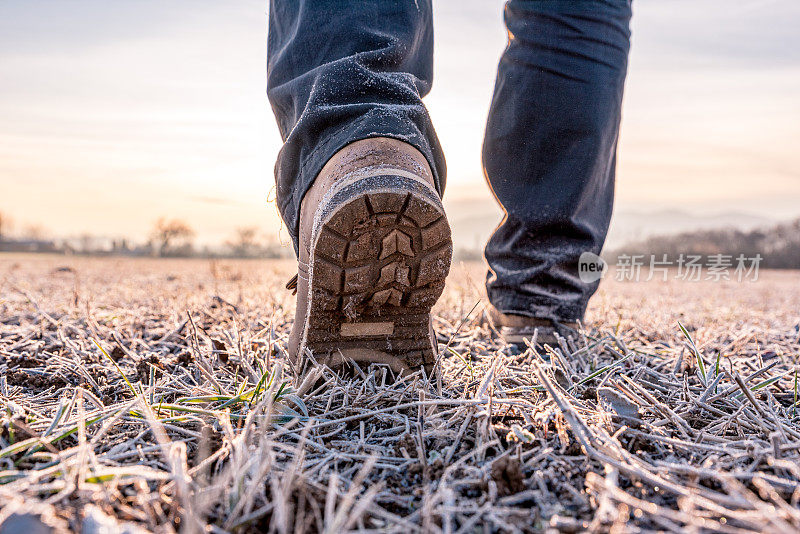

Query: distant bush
[607,218,800,269]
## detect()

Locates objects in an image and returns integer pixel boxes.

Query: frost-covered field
[1,255,799,533]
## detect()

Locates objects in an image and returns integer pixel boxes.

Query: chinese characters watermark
[579,253,763,283]
[613,254,762,282]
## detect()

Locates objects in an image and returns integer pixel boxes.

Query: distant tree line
[0,212,292,259]
[607,217,800,269]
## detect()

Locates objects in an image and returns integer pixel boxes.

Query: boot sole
[299,171,452,373]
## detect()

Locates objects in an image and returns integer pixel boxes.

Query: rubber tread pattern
[302,174,452,369]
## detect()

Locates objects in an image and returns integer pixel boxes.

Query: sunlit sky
[1,0,799,247]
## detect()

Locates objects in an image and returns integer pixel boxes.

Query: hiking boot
[287,137,452,373]
[487,304,579,349]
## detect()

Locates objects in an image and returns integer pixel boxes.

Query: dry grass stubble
[1,255,800,533]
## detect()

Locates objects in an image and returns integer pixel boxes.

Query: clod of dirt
[394,433,418,458]
[7,370,67,390]
[109,345,126,362]
[0,500,68,534]
[135,355,165,382]
[174,351,194,366]
[597,387,642,428]
[490,455,525,496]
[211,338,228,364]
[542,364,570,390]
[7,354,42,369]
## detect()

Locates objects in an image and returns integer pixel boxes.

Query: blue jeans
[267,0,632,323]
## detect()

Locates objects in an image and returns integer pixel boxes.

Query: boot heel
[299,172,451,373]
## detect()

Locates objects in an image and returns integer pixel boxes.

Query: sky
[1,0,799,248]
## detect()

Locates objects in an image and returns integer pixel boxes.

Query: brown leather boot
[487,304,579,348]
[287,138,452,373]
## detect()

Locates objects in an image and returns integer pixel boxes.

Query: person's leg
[483,0,632,329]
[268,1,451,372]
[267,0,446,251]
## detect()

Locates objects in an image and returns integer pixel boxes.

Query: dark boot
[487,304,578,349]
